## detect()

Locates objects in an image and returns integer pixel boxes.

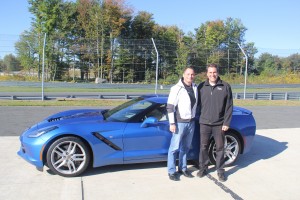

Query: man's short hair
[207,64,218,72]
[183,66,195,73]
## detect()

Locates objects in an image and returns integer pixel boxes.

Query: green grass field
[1,85,300,93]
[0,99,300,107]
[0,84,300,106]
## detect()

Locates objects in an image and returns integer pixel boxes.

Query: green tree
[28,0,64,80]
[3,54,21,72]
[243,42,258,74]
[113,45,131,82]
[195,20,227,67]
[285,53,300,73]
[255,53,282,76]
[0,59,3,72]
[153,25,183,80]
[15,30,38,74]
[194,18,248,74]
[130,11,155,39]
[224,18,247,73]
[76,0,98,80]
[103,0,132,83]
[116,11,156,82]
[51,1,78,81]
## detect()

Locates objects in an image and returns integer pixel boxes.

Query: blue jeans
[167,121,195,174]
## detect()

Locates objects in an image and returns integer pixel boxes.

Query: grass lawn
[0,83,299,106]
[1,85,300,93]
[0,99,299,107]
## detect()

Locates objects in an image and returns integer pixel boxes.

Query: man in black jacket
[197,63,233,182]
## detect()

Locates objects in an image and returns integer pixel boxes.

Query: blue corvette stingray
[18,95,256,177]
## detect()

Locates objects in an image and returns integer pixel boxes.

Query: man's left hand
[222,125,229,132]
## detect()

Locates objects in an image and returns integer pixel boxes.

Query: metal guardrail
[0,92,300,100]
[233,92,300,100]
[0,94,141,100]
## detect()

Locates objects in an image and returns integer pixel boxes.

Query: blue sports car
[18,95,256,177]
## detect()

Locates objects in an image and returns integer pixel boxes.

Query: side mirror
[140,117,158,128]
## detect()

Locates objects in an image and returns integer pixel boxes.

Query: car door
[123,104,171,163]
[91,121,127,167]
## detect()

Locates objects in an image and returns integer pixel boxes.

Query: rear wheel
[46,136,90,177]
[208,132,241,166]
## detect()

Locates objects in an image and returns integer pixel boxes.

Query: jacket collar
[177,78,197,88]
[204,77,223,86]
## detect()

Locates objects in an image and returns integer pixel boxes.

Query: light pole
[151,38,159,94]
[42,33,46,101]
[236,43,248,99]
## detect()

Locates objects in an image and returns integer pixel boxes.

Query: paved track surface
[1,106,300,136]
[0,106,300,200]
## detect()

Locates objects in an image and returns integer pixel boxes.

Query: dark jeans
[199,124,225,174]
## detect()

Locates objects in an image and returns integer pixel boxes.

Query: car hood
[46,109,105,120]
[233,106,253,115]
[36,109,107,129]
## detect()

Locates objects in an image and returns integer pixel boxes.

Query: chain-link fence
[1,34,300,84]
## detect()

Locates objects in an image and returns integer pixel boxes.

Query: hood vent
[48,117,62,122]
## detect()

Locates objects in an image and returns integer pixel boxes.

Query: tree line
[0,0,299,84]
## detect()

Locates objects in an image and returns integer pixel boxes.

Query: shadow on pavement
[81,161,167,177]
[45,133,288,177]
[227,133,288,176]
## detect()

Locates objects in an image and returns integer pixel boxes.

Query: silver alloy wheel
[211,134,240,166]
[223,135,240,165]
[50,140,87,175]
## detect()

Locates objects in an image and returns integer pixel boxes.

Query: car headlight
[28,126,58,138]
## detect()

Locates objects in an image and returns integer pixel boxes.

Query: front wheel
[46,136,90,177]
[208,132,241,166]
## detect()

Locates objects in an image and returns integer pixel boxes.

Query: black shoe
[169,173,180,181]
[218,173,226,182]
[196,170,207,178]
[178,170,194,178]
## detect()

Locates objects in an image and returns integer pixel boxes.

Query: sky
[1,0,300,58]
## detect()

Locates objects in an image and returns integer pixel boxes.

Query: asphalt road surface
[1,105,300,200]
[1,106,300,136]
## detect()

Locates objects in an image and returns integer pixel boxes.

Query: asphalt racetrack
[1,106,299,136]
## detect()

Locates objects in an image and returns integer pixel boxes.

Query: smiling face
[207,66,219,85]
[183,68,195,86]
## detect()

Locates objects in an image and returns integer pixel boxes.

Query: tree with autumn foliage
[12,0,299,84]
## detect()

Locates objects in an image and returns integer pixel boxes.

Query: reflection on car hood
[45,109,105,122]
[34,109,107,129]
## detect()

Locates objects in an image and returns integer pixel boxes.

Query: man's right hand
[169,124,176,133]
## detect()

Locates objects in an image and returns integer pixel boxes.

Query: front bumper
[17,135,45,170]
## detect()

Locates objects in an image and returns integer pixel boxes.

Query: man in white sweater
[166,67,198,181]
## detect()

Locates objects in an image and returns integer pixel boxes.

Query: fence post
[285,92,288,100]
[269,93,272,100]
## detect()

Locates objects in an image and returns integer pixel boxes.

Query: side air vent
[92,132,122,151]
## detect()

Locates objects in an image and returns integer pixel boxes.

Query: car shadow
[82,161,167,177]
[46,133,288,177]
[225,133,288,176]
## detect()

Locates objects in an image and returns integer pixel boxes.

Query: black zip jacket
[197,77,233,126]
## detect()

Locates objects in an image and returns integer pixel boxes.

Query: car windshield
[103,97,154,122]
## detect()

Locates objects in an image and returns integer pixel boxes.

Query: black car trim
[92,132,122,151]
[48,117,62,122]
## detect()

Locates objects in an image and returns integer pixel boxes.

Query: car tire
[46,136,90,177]
[208,131,241,166]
